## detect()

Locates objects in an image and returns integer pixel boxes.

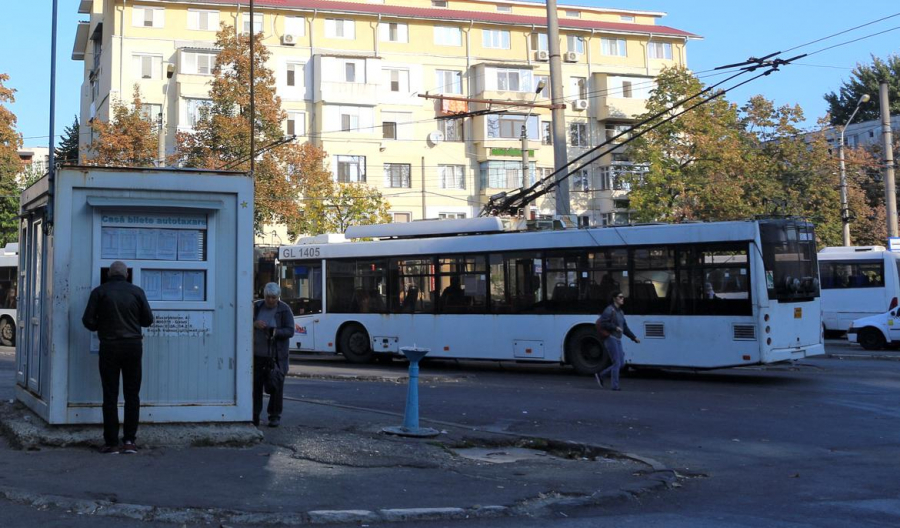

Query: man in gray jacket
[598,290,640,391]
[82,261,154,454]
[252,282,295,427]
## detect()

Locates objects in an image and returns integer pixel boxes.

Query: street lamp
[520,79,547,217]
[839,94,870,246]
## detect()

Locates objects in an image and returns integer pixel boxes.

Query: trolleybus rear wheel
[0,316,14,347]
[565,326,610,375]
[339,323,374,363]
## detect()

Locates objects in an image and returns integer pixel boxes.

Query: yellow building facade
[72,0,696,242]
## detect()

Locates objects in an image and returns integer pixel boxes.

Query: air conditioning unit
[282,34,297,45]
[572,99,588,111]
[564,51,579,63]
[427,130,445,145]
[534,50,549,61]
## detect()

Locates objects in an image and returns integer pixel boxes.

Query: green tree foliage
[0,74,23,246]
[55,115,80,164]
[173,26,390,237]
[85,86,158,167]
[824,54,900,125]
[626,66,876,248]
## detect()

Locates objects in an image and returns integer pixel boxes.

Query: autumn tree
[824,54,900,125]
[173,26,390,237]
[85,86,158,167]
[55,115,80,164]
[0,74,23,245]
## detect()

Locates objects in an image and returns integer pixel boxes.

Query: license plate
[794,307,802,319]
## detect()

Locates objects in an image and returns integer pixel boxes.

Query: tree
[824,54,900,126]
[55,115,80,164]
[0,73,23,246]
[85,86,158,167]
[173,26,390,237]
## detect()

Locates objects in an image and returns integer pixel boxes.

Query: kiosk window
[101,227,206,261]
[142,270,206,301]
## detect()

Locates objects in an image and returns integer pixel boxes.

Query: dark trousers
[98,341,143,446]
[253,354,289,424]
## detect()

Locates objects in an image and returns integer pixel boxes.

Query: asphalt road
[282,340,900,527]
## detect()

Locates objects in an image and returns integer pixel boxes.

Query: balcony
[593,96,647,121]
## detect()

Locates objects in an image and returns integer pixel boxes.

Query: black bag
[263,328,284,395]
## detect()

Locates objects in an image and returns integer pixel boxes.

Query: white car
[846,310,900,350]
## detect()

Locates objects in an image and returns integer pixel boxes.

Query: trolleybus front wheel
[565,326,610,375]
[338,323,374,363]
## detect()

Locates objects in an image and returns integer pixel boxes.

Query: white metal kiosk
[15,166,254,424]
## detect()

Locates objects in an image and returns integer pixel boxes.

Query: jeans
[599,336,624,389]
[98,341,143,446]
[253,354,289,424]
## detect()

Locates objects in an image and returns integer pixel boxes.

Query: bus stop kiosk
[15,166,254,424]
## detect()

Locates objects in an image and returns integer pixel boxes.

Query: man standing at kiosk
[82,261,155,454]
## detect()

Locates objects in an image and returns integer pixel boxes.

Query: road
[283,340,900,527]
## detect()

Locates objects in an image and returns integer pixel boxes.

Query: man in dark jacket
[82,261,154,454]
[598,290,640,391]
[253,282,295,427]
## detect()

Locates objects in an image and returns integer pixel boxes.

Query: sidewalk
[0,370,677,526]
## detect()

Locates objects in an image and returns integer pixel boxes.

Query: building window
[184,98,212,128]
[533,33,549,52]
[487,114,539,139]
[436,70,462,94]
[542,121,552,145]
[488,68,534,92]
[439,212,467,219]
[384,68,409,92]
[605,122,631,142]
[601,38,627,57]
[622,81,633,98]
[434,26,462,46]
[480,161,536,189]
[286,112,305,136]
[284,16,305,37]
[439,119,464,142]
[621,15,635,22]
[565,10,581,18]
[132,6,164,28]
[393,212,411,222]
[382,121,397,139]
[482,29,511,49]
[432,0,448,7]
[187,9,219,31]
[569,122,588,147]
[140,103,162,123]
[241,13,263,34]
[340,107,360,132]
[439,165,465,189]
[335,155,366,183]
[496,5,511,12]
[570,77,587,99]
[379,22,408,42]
[566,35,585,54]
[572,168,590,192]
[286,63,303,87]
[325,18,355,39]
[181,51,217,75]
[133,54,162,80]
[384,163,411,188]
[649,42,673,59]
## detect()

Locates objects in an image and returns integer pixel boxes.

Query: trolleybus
[278,217,823,374]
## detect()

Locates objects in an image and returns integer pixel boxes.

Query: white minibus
[818,246,900,335]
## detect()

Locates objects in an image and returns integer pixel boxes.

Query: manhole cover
[453,447,555,464]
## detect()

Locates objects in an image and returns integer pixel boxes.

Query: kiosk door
[19,216,45,396]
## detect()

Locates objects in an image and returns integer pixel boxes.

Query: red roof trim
[195,0,697,38]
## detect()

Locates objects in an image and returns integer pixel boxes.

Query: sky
[2,0,899,151]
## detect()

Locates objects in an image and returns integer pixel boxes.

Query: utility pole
[545,0,570,216]
[881,81,898,238]
[249,0,256,178]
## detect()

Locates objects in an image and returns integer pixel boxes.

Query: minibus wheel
[565,326,610,375]
[338,323,374,363]
[857,327,886,351]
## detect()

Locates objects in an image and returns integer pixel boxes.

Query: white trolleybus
[0,242,18,347]
[278,217,823,374]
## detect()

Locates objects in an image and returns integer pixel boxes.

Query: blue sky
[3,1,899,150]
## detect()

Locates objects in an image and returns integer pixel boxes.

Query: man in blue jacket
[598,290,640,391]
[82,261,154,454]
[252,282,295,427]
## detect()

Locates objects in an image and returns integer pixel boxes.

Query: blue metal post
[383,347,438,438]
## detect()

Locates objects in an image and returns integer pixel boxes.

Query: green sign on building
[490,148,535,157]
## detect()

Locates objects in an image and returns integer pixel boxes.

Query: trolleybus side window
[631,246,675,315]
[759,221,819,301]
[281,262,323,315]
[389,257,434,314]
[438,255,487,313]
[493,252,543,313]
[545,252,580,311]
[680,244,752,316]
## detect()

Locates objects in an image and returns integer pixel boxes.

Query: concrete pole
[880,81,898,238]
[838,137,851,246]
[545,0,570,216]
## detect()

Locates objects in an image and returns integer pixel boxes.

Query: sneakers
[268,417,280,428]
[594,373,604,388]
[121,441,139,454]
[99,444,119,454]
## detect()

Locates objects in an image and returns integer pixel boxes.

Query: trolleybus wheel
[565,326,610,375]
[339,323,374,363]
[0,316,14,347]
[858,327,886,351]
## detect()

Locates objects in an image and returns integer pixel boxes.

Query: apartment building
[72,0,696,237]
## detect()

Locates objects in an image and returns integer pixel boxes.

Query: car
[846,309,900,350]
